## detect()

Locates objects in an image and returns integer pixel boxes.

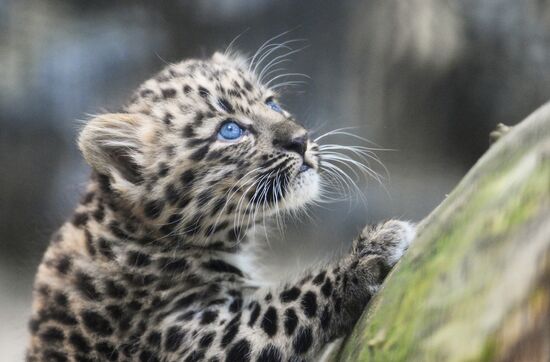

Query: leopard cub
[27,50,415,362]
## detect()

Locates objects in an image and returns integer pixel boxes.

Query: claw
[489,123,512,145]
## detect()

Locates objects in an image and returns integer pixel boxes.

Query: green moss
[334,137,550,361]
[476,337,497,362]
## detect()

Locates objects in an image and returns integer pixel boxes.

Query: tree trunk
[329,102,550,361]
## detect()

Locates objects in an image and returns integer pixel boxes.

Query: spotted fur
[27,51,415,362]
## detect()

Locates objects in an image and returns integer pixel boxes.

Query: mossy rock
[330,102,550,361]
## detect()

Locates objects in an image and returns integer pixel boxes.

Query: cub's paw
[354,220,416,267]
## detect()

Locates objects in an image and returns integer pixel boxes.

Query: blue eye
[266,98,283,113]
[218,120,244,140]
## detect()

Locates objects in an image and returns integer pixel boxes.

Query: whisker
[248,30,294,73]
[224,28,250,56]
[270,81,308,90]
[323,154,386,194]
[253,39,306,76]
[258,44,308,82]
[258,59,292,83]
[265,72,311,88]
[314,128,386,148]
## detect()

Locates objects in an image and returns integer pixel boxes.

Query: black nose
[279,135,308,156]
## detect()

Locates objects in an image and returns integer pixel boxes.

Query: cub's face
[79,52,320,241]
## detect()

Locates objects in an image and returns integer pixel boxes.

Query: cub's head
[79,52,320,243]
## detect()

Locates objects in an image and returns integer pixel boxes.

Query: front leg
[152,220,415,362]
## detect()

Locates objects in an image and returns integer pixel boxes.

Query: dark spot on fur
[93,204,105,222]
[190,144,210,161]
[199,332,215,348]
[209,193,227,212]
[82,191,94,204]
[127,300,143,312]
[204,221,229,237]
[312,271,326,285]
[321,306,331,330]
[158,163,169,177]
[178,194,192,209]
[54,292,68,307]
[218,98,235,113]
[96,341,119,361]
[301,291,317,318]
[194,111,204,125]
[226,338,250,362]
[173,292,197,310]
[180,170,195,186]
[109,221,129,240]
[39,326,64,343]
[84,229,96,257]
[183,214,202,236]
[163,113,173,126]
[140,88,153,97]
[157,257,189,273]
[187,139,207,150]
[280,287,301,303]
[185,350,205,362]
[42,350,68,362]
[144,200,164,219]
[147,331,161,348]
[105,305,123,320]
[127,251,151,267]
[105,279,127,299]
[334,297,342,314]
[81,310,113,336]
[75,272,102,301]
[200,310,218,325]
[226,227,241,242]
[284,308,298,336]
[165,326,185,352]
[177,310,195,322]
[197,189,214,207]
[221,312,241,347]
[321,278,333,297]
[258,345,282,362]
[183,124,196,138]
[229,298,243,313]
[164,184,180,205]
[207,298,227,307]
[72,212,88,227]
[28,318,40,334]
[55,255,72,275]
[69,332,91,353]
[261,306,278,337]
[248,302,261,327]
[202,259,243,277]
[161,88,177,99]
[198,86,210,98]
[160,213,182,235]
[97,238,115,260]
[292,327,313,354]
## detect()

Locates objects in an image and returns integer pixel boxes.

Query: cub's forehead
[128,55,272,114]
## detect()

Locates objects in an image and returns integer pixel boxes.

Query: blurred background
[2,0,550,359]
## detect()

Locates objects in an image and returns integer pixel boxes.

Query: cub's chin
[281,168,320,211]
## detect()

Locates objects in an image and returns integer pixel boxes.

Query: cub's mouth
[281,155,320,210]
[282,169,320,210]
[298,160,313,173]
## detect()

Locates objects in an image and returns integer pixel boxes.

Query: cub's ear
[78,113,146,184]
